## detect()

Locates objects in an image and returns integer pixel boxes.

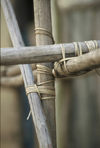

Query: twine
[25,64,55,99]
[52,43,83,77]
[73,42,83,56]
[52,44,74,77]
[26,64,55,119]
[34,27,55,43]
[25,85,55,97]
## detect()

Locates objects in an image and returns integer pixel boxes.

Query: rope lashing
[52,44,73,77]
[25,83,55,120]
[73,42,83,56]
[52,43,83,77]
[25,64,55,99]
[25,65,55,120]
[52,41,97,77]
[34,27,55,43]
[25,85,55,98]
[36,64,53,75]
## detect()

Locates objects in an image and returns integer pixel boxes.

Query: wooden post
[33,0,56,147]
[1,0,53,147]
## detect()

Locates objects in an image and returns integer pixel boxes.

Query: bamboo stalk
[1,40,100,65]
[59,0,100,11]
[1,0,53,147]
[1,70,37,87]
[33,0,56,147]
[53,49,100,77]
[0,65,36,76]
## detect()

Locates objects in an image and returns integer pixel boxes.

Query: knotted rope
[85,40,100,76]
[25,64,55,120]
[25,65,55,100]
[52,40,99,77]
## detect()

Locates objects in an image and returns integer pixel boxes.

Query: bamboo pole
[33,0,56,147]
[1,0,53,147]
[1,70,37,87]
[53,49,100,77]
[1,65,36,76]
[58,0,100,11]
[1,40,100,65]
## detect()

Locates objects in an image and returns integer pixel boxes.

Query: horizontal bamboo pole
[1,64,36,77]
[53,49,100,78]
[1,70,37,87]
[60,0,100,11]
[1,0,53,147]
[1,40,100,65]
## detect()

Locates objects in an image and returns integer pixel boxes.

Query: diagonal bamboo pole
[33,0,56,147]
[1,0,53,147]
[1,40,100,65]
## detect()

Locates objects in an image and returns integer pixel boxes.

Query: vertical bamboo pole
[33,0,56,147]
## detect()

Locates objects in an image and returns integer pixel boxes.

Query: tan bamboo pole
[53,49,100,78]
[33,0,56,147]
[1,0,53,147]
[1,65,36,77]
[1,70,37,87]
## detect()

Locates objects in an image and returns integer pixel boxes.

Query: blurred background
[1,0,100,148]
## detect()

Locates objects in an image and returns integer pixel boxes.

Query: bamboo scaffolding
[33,0,56,147]
[1,0,53,147]
[1,40,100,65]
